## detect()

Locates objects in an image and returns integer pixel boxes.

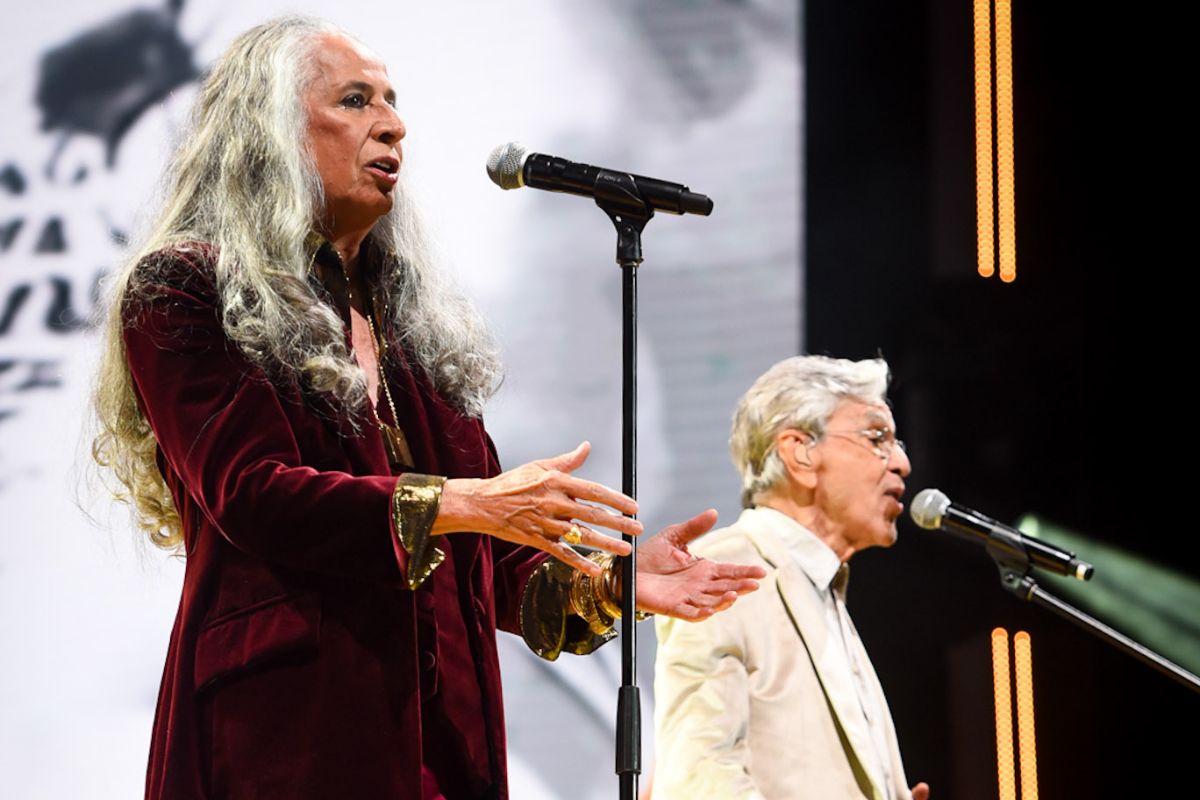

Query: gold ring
[563,525,583,545]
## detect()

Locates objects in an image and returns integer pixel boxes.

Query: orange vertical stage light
[991,627,1017,800]
[994,0,1017,282]
[973,0,996,278]
[1013,632,1040,799]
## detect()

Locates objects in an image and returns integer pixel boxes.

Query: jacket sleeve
[122,249,435,584]
[514,552,616,660]
[652,589,766,800]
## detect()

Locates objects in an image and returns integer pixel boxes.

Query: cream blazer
[652,508,913,800]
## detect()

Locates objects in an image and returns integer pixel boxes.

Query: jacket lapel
[742,515,887,800]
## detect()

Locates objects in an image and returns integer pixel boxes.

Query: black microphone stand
[593,174,655,800]
[984,526,1200,694]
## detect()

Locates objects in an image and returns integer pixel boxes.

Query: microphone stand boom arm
[985,530,1200,694]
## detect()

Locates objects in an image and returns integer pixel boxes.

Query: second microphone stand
[984,526,1200,694]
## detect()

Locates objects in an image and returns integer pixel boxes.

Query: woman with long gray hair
[90,15,763,799]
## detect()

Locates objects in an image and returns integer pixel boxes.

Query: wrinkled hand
[439,441,641,574]
[634,510,766,620]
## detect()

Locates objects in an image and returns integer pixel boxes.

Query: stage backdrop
[0,2,801,797]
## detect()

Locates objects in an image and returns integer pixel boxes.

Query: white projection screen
[0,2,801,797]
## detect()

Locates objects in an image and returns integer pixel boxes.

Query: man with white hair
[653,355,930,799]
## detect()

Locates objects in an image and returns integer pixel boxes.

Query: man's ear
[776,428,819,490]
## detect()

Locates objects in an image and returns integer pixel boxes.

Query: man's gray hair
[729,355,890,508]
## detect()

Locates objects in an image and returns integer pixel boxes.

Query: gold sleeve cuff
[391,474,446,590]
[596,555,653,623]
[575,552,620,633]
[520,556,616,662]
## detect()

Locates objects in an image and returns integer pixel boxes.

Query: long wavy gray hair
[729,355,889,508]
[91,15,501,550]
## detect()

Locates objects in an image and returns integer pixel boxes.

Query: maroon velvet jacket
[123,243,580,799]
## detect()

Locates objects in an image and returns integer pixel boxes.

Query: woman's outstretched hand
[635,510,766,620]
[437,441,641,575]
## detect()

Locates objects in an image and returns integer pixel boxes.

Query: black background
[806,2,1191,797]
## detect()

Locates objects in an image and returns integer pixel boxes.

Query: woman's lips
[366,164,399,186]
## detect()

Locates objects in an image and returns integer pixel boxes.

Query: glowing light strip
[973,0,995,278]
[991,628,1017,800]
[1013,632,1039,799]
[994,0,1017,282]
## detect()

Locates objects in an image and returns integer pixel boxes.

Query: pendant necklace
[344,266,414,469]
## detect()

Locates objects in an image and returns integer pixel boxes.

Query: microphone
[486,142,714,216]
[910,488,1094,581]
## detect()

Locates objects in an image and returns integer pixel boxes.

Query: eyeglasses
[824,427,907,463]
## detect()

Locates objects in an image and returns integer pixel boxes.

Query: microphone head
[486,142,528,190]
[910,488,951,530]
